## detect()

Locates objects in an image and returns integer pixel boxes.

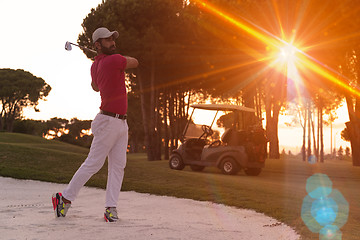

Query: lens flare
[193,0,360,98]
[302,174,349,239]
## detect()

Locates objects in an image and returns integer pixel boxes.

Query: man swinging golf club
[52,27,139,222]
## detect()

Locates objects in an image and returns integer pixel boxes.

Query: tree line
[77,0,360,165]
[1,0,359,166]
[11,118,92,148]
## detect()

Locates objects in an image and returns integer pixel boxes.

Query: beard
[101,43,116,55]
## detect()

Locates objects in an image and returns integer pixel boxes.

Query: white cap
[92,27,119,43]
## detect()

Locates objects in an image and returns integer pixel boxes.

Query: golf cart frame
[169,104,268,176]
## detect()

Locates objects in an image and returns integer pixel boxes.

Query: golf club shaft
[69,42,97,54]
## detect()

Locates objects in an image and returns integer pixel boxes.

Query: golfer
[52,27,139,222]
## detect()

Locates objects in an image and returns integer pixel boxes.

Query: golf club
[65,41,97,54]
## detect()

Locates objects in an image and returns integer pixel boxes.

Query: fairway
[0,132,359,239]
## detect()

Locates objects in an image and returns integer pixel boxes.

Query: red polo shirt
[91,54,127,115]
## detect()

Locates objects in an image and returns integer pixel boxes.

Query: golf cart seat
[184,138,207,161]
[221,128,248,146]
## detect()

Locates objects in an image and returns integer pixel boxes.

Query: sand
[0,177,300,240]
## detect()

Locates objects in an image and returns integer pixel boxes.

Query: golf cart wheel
[190,165,205,172]
[244,168,262,176]
[220,157,239,175]
[169,154,185,170]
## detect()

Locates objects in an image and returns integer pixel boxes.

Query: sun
[278,43,298,65]
[268,42,302,85]
[274,42,303,82]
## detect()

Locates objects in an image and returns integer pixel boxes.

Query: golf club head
[65,41,72,51]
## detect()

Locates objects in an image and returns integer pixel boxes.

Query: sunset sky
[0,0,351,153]
[0,0,102,120]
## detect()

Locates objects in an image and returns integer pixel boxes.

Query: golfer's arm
[125,56,139,69]
[91,81,99,92]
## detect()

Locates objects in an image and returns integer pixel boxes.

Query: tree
[0,69,51,131]
[127,89,145,153]
[316,91,343,162]
[78,0,237,160]
[264,75,286,159]
[43,118,93,148]
[78,0,189,160]
[345,147,351,157]
[239,0,360,163]
[303,0,360,166]
[13,119,47,137]
[337,146,343,160]
[44,117,69,139]
[77,0,360,163]
[66,118,92,140]
[59,118,93,148]
[341,126,350,142]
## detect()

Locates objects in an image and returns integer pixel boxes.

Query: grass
[1,132,360,239]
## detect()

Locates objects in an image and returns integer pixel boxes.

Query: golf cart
[169,104,268,176]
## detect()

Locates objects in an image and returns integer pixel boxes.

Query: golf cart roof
[190,104,256,112]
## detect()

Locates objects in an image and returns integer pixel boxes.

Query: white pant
[63,113,128,208]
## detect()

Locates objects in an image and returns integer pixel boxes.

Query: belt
[100,110,127,120]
